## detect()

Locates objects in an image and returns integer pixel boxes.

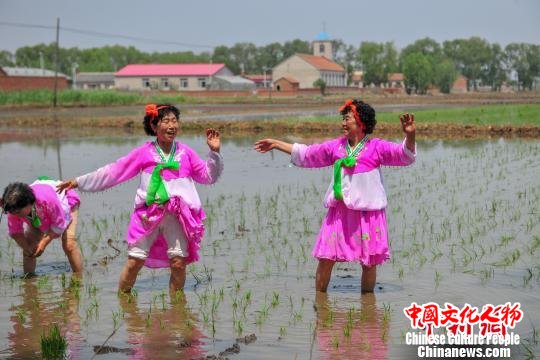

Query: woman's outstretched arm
[254,139,293,155]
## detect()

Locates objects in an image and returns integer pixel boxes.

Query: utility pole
[52,17,60,108]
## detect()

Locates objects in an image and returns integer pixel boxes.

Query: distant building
[271,32,346,90]
[73,72,114,89]
[274,77,299,92]
[272,54,346,90]
[114,64,233,91]
[208,75,255,91]
[387,73,404,89]
[243,74,272,88]
[451,75,468,94]
[312,31,333,60]
[0,66,69,91]
[351,71,364,88]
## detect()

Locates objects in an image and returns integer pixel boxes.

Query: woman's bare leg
[316,259,335,292]
[118,257,145,293]
[61,208,83,273]
[169,256,187,295]
[361,264,377,293]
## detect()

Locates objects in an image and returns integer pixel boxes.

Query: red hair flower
[145,104,159,119]
[145,104,169,119]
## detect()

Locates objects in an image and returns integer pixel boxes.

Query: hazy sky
[1,0,539,53]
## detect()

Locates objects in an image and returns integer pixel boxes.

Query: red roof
[115,64,225,77]
[244,74,272,81]
[297,54,345,72]
[276,76,299,84]
[388,73,404,81]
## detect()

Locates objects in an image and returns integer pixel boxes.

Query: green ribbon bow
[146,142,179,206]
[30,206,41,228]
[332,136,368,201]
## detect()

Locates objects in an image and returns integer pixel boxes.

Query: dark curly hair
[142,104,181,136]
[339,99,377,134]
[1,182,35,214]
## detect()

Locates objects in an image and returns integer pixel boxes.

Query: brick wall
[0,76,69,91]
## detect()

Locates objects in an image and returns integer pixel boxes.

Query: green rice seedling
[37,275,50,290]
[234,319,244,335]
[40,323,67,360]
[434,271,443,289]
[15,307,27,323]
[279,326,287,337]
[343,322,351,337]
[331,336,339,349]
[382,303,391,323]
[145,312,152,328]
[271,291,280,308]
[111,309,124,329]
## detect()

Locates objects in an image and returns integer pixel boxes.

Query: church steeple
[312,26,333,60]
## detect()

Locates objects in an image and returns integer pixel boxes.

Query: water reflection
[6,276,83,359]
[315,292,389,359]
[118,293,206,359]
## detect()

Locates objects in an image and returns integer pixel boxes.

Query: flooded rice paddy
[0,132,538,359]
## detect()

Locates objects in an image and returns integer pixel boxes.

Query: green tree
[483,44,506,91]
[0,50,15,66]
[255,42,284,73]
[282,39,310,58]
[313,78,326,95]
[402,53,433,94]
[229,42,258,74]
[433,59,457,93]
[443,37,492,90]
[357,41,398,86]
[504,43,540,90]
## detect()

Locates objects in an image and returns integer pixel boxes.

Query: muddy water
[0,133,538,359]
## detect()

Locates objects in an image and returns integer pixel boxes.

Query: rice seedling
[40,323,67,360]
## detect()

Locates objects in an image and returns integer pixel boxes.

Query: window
[319,44,325,53]
[142,78,151,88]
[198,77,207,88]
[180,78,188,88]
[160,78,169,89]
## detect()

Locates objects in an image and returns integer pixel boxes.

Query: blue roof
[315,31,331,41]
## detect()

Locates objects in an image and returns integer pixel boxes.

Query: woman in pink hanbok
[254,99,416,293]
[57,104,223,294]
[1,178,83,275]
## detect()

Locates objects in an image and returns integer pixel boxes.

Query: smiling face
[152,111,179,145]
[341,110,364,138]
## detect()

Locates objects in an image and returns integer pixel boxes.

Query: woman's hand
[206,128,221,153]
[32,239,48,257]
[400,113,416,153]
[400,113,416,135]
[254,139,277,153]
[56,179,78,193]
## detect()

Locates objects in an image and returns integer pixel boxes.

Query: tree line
[0,37,538,93]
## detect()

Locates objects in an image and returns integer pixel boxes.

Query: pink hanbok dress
[291,137,415,265]
[76,141,223,268]
[7,179,80,238]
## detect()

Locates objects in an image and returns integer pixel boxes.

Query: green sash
[146,142,179,206]
[333,136,368,200]
[30,206,41,228]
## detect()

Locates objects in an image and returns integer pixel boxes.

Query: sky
[0,0,539,54]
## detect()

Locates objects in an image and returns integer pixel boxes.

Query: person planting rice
[1,178,83,275]
[57,104,223,294]
[254,99,416,293]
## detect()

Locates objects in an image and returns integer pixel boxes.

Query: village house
[351,71,364,88]
[73,72,115,89]
[271,32,346,90]
[0,66,69,91]
[243,74,272,88]
[114,63,234,91]
[386,73,405,89]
